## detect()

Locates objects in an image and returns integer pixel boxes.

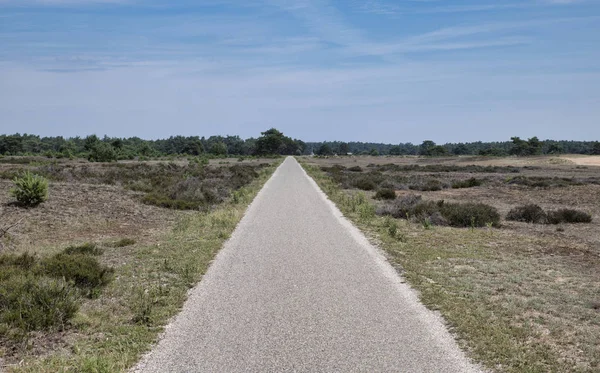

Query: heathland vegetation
[0,144,280,371]
[302,155,599,372]
[1,127,599,372]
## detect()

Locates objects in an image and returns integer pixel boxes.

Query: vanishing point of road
[134,157,482,373]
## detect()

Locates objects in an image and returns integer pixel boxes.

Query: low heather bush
[547,209,592,224]
[376,195,499,228]
[440,203,500,227]
[41,253,114,296]
[506,204,547,224]
[452,178,484,189]
[0,274,79,332]
[374,188,396,200]
[353,178,377,191]
[409,179,445,191]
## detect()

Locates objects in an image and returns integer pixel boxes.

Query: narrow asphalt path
[134,157,482,373]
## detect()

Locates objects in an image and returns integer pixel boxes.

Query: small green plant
[358,203,376,221]
[10,171,49,207]
[422,218,433,229]
[63,243,104,256]
[387,221,398,238]
[107,238,136,248]
[41,253,114,297]
[130,287,156,326]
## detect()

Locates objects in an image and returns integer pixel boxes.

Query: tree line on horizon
[0,130,599,161]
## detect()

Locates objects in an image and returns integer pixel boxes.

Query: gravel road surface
[133,157,482,373]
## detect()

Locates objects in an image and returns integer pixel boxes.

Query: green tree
[547,143,564,154]
[84,135,100,152]
[316,144,333,156]
[429,146,447,156]
[255,128,285,155]
[88,142,118,162]
[419,140,436,156]
[453,144,469,155]
[210,142,228,156]
[389,146,402,155]
[591,142,600,155]
[338,142,350,155]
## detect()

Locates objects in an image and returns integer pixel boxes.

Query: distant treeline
[308,137,600,157]
[0,129,306,161]
[1,131,599,161]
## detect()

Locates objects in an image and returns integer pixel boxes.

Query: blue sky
[0,0,599,143]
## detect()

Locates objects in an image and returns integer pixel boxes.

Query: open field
[300,155,600,373]
[0,157,279,371]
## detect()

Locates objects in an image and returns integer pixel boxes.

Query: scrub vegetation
[0,156,280,372]
[301,154,600,373]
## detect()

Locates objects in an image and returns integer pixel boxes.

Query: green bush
[41,253,114,295]
[506,204,547,224]
[452,178,484,189]
[63,243,103,256]
[0,252,37,272]
[0,274,79,332]
[348,166,362,172]
[375,188,396,200]
[10,171,49,206]
[547,209,592,224]
[440,203,500,227]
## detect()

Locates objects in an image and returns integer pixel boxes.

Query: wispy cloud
[0,0,599,142]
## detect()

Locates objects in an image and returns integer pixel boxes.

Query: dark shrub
[41,253,114,294]
[63,243,103,256]
[142,193,202,210]
[429,211,449,226]
[354,178,377,191]
[348,166,362,172]
[375,188,396,200]
[547,209,592,224]
[0,274,79,331]
[376,194,422,219]
[506,204,548,224]
[452,178,483,189]
[409,179,444,191]
[440,203,500,227]
[413,200,443,218]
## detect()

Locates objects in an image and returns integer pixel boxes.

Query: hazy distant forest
[1,129,599,161]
